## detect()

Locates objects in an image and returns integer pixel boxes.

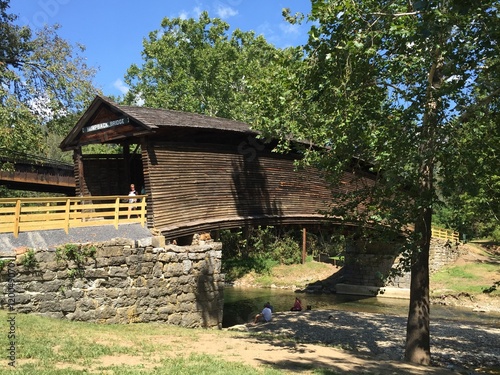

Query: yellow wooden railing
[0,195,147,238]
[431,226,460,242]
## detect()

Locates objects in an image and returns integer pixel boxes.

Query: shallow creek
[222,286,500,328]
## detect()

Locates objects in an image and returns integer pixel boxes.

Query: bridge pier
[336,238,462,298]
[335,239,411,298]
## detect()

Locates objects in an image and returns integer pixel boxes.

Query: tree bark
[404,49,442,365]
[404,205,432,364]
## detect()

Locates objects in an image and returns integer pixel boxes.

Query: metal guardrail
[431,226,460,242]
[0,195,147,238]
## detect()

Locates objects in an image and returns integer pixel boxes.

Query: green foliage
[270,236,301,265]
[437,267,475,279]
[306,232,345,259]
[221,226,348,281]
[0,0,98,156]
[123,11,302,125]
[20,248,38,270]
[253,0,499,363]
[0,258,8,272]
[219,229,247,259]
[221,226,303,280]
[56,243,96,279]
[492,227,500,243]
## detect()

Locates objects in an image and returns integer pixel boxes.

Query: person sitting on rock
[290,297,302,311]
[254,303,272,323]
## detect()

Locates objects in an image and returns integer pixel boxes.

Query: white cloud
[113,79,129,95]
[279,22,300,35]
[215,5,237,19]
[193,6,203,18]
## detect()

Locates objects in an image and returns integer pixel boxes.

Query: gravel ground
[243,310,500,374]
[0,223,153,255]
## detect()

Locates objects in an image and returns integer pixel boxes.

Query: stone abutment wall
[343,238,463,288]
[0,238,224,328]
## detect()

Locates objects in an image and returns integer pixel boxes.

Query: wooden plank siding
[146,142,375,238]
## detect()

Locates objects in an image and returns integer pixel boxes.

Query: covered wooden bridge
[60,95,376,240]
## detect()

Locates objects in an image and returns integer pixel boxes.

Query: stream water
[222,286,500,328]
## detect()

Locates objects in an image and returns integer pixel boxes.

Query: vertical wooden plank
[13,199,21,238]
[114,197,120,229]
[123,141,131,188]
[64,199,70,234]
[302,227,307,264]
[140,196,146,227]
[74,147,87,195]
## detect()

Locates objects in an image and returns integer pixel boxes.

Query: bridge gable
[60,95,154,151]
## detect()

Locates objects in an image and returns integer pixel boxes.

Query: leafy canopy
[0,0,98,156]
[260,0,500,365]
[123,11,304,125]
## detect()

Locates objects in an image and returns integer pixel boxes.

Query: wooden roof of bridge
[60,95,257,150]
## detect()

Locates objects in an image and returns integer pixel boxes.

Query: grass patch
[0,310,286,374]
[431,262,500,294]
[252,261,335,288]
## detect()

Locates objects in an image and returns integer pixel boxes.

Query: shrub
[20,249,38,270]
[491,226,500,243]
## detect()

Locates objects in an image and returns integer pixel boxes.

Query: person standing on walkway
[127,183,137,219]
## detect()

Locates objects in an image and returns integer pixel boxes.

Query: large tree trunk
[404,49,442,365]
[404,205,432,364]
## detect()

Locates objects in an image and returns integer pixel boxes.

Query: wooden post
[123,141,131,188]
[140,196,146,227]
[302,227,307,264]
[114,197,120,229]
[64,199,70,234]
[13,199,21,238]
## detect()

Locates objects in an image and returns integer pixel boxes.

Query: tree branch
[370,11,421,17]
[457,87,500,124]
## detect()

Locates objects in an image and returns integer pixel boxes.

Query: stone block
[35,251,56,263]
[39,300,61,313]
[108,256,126,266]
[126,255,139,265]
[77,298,98,311]
[95,306,116,320]
[137,237,152,247]
[165,263,184,277]
[84,269,108,278]
[182,260,192,274]
[158,252,175,262]
[60,298,76,312]
[152,262,163,277]
[108,266,128,278]
[97,246,124,258]
[132,276,147,288]
[36,280,63,293]
[152,236,165,248]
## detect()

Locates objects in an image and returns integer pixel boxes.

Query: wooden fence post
[64,199,70,234]
[302,227,307,264]
[13,199,21,238]
[114,197,120,229]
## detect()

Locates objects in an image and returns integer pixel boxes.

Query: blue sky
[9,0,312,97]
